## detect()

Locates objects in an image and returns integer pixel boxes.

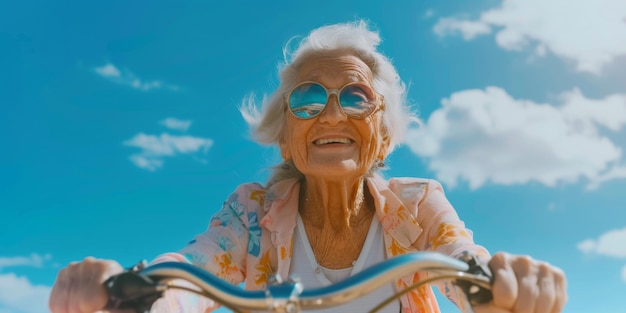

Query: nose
[317,93,347,125]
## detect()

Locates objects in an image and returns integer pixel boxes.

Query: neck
[299,176,373,232]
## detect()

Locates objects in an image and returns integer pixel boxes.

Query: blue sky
[1,1,626,312]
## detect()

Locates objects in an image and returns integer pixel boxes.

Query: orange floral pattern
[249,190,265,206]
[254,250,272,285]
[388,238,408,256]
[214,252,240,278]
[431,223,471,251]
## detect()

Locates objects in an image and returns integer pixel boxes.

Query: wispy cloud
[93,63,179,91]
[160,117,192,132]
[406,87,626,189]
[578,227,626,282]
[423,9,436,19]
[578,227,626,258]
[434,17,491,40]
[0,254,52,313]
[0,273,51,313]
[94,63,120,77]
[124,131,213,171]
[0,254,51,269]
[433,0,626,74]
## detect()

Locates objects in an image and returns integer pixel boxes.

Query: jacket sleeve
[148,183,258,312]
[413,180,489,257]
[413,179,491,312]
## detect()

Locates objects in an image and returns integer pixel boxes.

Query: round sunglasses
[285,81,385,119]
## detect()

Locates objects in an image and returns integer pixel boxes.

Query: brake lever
[455,252,493,306]
[104,260,166,313]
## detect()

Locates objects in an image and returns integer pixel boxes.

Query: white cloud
[93,63,179,91]
[433,17,491,40]
[576,239,597,254]
[129,154,164,172]
[124,133,213,171]
[94,63,120,78]
[160,118,192,132]
[433,0,626,74]
[0,254,51,269]
[587,165,626,190]
[406,86,626,189]
[0,273,51,313]
[579,227,626,282]
[0,255,52,313]
[577,227,626,258]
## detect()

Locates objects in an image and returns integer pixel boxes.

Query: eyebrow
[304,73,366,85]
[347,74,361,82]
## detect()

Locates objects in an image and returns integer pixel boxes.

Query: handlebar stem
[266,274,304,313]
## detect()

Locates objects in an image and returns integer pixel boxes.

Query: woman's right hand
[49,257,124,313]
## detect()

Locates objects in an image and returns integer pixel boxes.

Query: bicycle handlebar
[104,252,492,313]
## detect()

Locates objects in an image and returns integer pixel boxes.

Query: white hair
[240,20,419,184]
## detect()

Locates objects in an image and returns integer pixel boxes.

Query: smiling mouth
[314,138,353,145]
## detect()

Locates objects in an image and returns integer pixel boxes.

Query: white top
[290,214,401,313]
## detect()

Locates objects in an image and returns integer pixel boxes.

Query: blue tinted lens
[288,83,377,119]
[289,83,327,118]
[339,85,371,115]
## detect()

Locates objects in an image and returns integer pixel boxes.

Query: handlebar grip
[103,263,164,313]
[456,252,493,306]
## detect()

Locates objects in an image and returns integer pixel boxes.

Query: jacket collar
[366,174,423,249]
[259,175,422,250]
[259,178,301,246]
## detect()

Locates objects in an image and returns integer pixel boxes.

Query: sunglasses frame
[284,81,385,120]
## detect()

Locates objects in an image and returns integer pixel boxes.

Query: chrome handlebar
[105,252,492,313]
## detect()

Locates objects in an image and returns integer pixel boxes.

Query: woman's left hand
[473,252,567,313]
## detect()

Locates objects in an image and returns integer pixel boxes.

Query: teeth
[315,138,351,145]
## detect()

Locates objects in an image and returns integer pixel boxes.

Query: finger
[78,257,120,313]
[489,252,518,310]
[64,262,85,313]
[66,263,82,313]
[512,255,539,313]
[535,263,556,313]
[96,309,136,313]
[552,266,568,313]
[80,258,106,312]
[472,303,511,313]
[76,258,101,313]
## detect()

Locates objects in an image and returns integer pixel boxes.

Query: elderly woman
[49,21,567,313]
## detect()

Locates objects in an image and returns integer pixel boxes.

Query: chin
[302,162,369,179]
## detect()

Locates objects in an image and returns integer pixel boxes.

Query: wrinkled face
[280,51,389,180]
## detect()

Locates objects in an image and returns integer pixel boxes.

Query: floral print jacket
[152,175,490,313]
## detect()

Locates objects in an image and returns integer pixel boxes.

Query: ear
[279,135,291,161]
[378,127,391,160]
